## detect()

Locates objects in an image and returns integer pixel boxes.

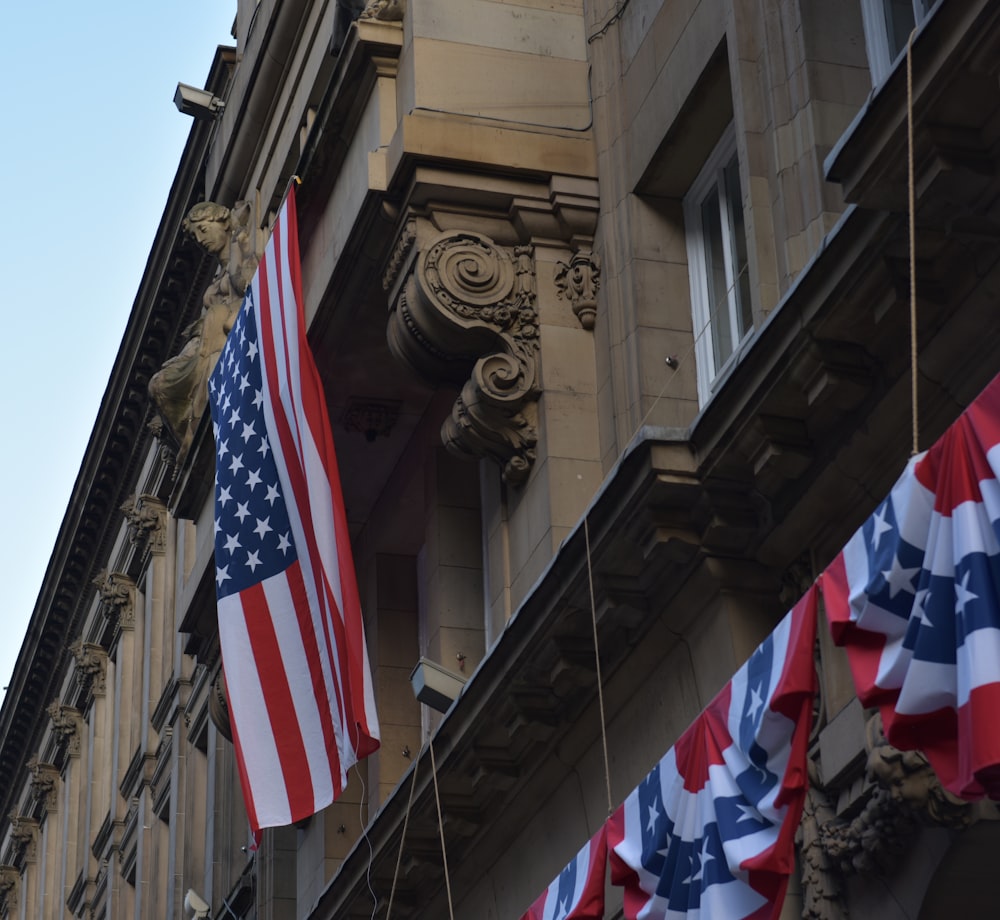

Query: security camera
[173,82,226,120]
[184,889,210,919]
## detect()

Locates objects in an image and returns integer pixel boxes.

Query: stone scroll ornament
[387,230,540,484]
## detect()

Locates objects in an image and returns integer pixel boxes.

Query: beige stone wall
[587,0,869,465]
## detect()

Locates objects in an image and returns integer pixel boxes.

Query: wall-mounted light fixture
[173,82,226,120]
[184,889,210,919]
[410,657,467,713]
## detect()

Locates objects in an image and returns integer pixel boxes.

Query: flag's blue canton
[208,289,296,598]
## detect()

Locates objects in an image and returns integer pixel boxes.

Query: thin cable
[428,737,456,920]
[584,517,614,816]
[587,0,633,43]
[907,29,919,456]
[354,763,378,920]
[386,751,421,920]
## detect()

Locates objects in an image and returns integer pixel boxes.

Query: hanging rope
[584,517,615,816]
[386,750,421,920]
[353,763,378,920]
[429,737,456,920]
[907,29,919,456]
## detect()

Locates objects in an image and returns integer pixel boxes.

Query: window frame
[683,124,752,405]
[860,0,933,85]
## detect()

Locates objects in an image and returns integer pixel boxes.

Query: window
[861,0,933,84]
[684,125,752,404]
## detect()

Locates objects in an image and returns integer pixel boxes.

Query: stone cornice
[309,433,771,918]
[0,46,231,836]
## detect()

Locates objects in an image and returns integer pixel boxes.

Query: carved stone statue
[149,201,258,464]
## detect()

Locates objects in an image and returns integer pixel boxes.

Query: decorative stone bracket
[93,570,137,633]
[121,493,167,558]
[798,711,974,919]
[6,816,38,867]
[46,702,83,760]
[27,760,60,817]
[385,228,540,484]
[0,866,19,915]
[69,639,108,702]
[554,249,601,330]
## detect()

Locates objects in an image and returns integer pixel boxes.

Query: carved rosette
[69,640,108,699]
[93,570,137,632]
[0,866,19,915]
[121,493,167,557]
[387,229,540,484]
[27,760,60,816]
[554,250,601,330]
[47,702,83,759]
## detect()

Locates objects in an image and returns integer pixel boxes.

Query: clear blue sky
[0,4,237,703]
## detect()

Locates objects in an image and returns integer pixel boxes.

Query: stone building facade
[2,0,1000,918]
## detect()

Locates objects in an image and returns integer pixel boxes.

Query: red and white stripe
[220,187,379,830]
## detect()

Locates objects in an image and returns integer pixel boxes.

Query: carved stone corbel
[69,640,108,699]
[554,250,601,330]
[361,0,404,20]
[798,712,972,919]
[0,866,19,915]
[121,493,167,557]
[27,759,60,816]
[208,669,233,743]
[93,570,137,632]
[386,229,540,484]
[46,702,83,759]
[7,816,38,866]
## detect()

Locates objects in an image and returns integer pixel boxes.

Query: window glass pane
[700,187,732,369]
[724,155,752,339]
[883,0,916,60]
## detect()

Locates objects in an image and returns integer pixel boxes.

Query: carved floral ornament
[385,228,540,484]
[554,249,601,330]
[798,711,976,919]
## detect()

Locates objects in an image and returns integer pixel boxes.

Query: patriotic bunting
[822,372,1000,798]
[607,587,817,919]
[520,827,607,920]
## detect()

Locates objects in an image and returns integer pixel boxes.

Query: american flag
[822,372,1000,798]
[520,827,607,920]
[207,187,379,833]
[608,587,817,919]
